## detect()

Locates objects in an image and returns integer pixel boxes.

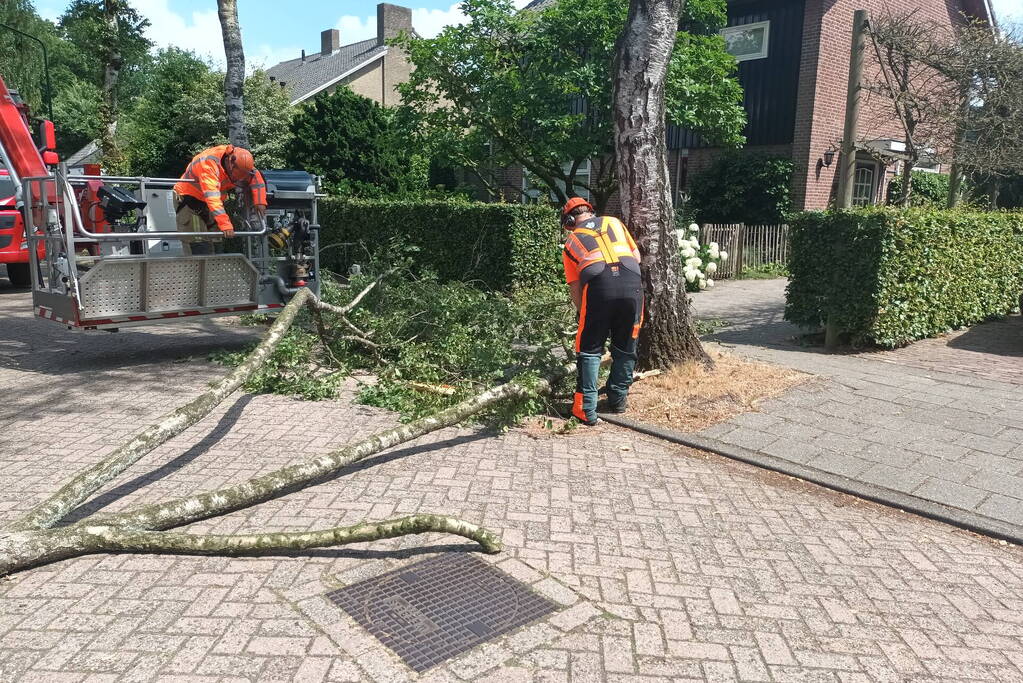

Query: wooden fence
[698,223,790,279]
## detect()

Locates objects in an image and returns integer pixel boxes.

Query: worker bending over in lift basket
[560,197,644,426]
[172,144,267,255]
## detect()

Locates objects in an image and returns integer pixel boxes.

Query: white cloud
[248,43,305,71]
[336,0,535,42]
[130,0,225,66]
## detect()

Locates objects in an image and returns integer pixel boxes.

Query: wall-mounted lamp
[822,148,836,167]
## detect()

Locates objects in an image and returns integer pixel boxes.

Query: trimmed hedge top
[317,198,562,290]
[785,207,1023,347]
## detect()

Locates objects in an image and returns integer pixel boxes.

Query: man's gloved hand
[222,228,235,239]
[255,205,267,220]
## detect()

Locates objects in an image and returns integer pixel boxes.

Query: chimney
[300,49,306,62]
[321,29,340,55]
[377,3,412,46]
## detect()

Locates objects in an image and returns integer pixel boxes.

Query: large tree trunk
[99,0,122,171]
[218,0,249,148]
[612,0,709,370]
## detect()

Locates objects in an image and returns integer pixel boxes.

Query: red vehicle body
[0,168,33,287]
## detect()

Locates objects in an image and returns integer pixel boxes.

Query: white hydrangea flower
[681,247,696,258]
[719,250,728,262]
[689,238,701,249]
[706,262,717,274]
[710,241,719,250]
[688,223,699,233]
[707,278,715,288]
[709,247,720,260]
[685,257,703,268]
[684,268,698,283]
[698,278,708,290]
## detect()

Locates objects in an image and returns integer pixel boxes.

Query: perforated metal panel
[204,256,257,307]
[146,259,202,312]
[79,260,143,318]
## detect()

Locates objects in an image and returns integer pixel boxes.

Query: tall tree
[613,0,708,369]
[120,50,292,177]
[396,0,744,212]
[98,0,123,169]
[217,0,248,148]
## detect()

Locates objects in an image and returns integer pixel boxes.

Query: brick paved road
[694,278,1023,533]
[2,279,1023,681]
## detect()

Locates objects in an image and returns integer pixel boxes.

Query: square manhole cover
[326,553,558,672]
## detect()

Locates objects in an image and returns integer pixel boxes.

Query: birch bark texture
[0,282,589,576]
[218,0,249,148]
[99,0,122,169]
[612,0,709,369]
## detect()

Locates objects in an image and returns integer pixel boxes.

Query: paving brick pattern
[2,277,1023,681]
[694,278,1023,531]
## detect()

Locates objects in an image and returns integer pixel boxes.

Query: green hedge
[785,208,1023,347]
[317,198,562,289]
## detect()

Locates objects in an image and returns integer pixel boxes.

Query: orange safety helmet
[561,197,594,225]
[224,146,256,181]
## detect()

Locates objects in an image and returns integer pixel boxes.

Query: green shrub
[317,198,562,290]
[785,207,1023,347]
[886,170,953,207]
[687,153,793,224]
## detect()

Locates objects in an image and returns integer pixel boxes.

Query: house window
[852,161,878,207]
[523,160,590,204]
[721,21,770,62]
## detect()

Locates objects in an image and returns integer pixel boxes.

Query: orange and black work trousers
[572,267,643,424]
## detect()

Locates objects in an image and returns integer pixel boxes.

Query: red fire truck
[0,167,33,287]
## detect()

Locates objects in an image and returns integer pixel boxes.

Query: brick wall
[342,61,384,103]
[791,0,967,209]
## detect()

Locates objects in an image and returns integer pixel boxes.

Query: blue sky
[34,0,1022,70]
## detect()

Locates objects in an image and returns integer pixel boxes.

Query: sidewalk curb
[598,412,1023,547]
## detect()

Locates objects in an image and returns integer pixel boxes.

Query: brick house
[266,3,415,107]
[502,0,996,212]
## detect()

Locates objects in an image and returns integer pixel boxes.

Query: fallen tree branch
[18,270,398,533]
[88,361,576,533]
[0,515,500,576]
[12,287,316,532]
[309,267,395,317]
[0,361,573,576]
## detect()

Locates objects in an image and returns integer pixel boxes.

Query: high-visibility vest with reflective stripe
[173,145,267,232]
[563,216,641,284]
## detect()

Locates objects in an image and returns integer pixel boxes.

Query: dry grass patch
[628,349,807,432]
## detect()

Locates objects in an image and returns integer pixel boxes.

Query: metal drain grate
[326,553,558,672]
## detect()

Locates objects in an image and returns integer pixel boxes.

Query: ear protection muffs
[563,213,577,228]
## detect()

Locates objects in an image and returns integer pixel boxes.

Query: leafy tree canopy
[395,0,746,211]
[120,49,293,177]
[287,87,427,197]
[688,153,793,224]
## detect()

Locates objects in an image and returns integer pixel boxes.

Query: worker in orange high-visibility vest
[561,197,644,426]
[173,145,267,255]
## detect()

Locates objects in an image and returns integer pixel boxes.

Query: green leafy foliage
[318,198,562,290]
[210,318,347,401]
[119,50,293,176]
[287,88,426,197]
[395,0,745,210]
[688,154,793,224]
[213,272,575,425]
[0,0,152,157]
[886,171,954,207]
[739,262,788,279]
[785,208,1023,347]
